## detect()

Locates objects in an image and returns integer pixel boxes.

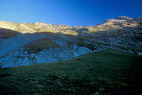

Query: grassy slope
[24,38,59,53]
[0,49,142,95]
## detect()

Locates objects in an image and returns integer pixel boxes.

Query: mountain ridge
[0,16,142,67]
[0,16,142,35]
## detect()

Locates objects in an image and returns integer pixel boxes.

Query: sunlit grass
[88,27,108,32]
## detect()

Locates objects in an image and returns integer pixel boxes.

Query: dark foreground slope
[0,49,142,95]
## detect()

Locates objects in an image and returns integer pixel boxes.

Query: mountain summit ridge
[0,16,142,34]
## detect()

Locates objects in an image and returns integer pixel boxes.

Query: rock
[115,16,133,20]
[137,52,142,55]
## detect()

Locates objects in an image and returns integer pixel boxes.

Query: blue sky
[0,0,142,26]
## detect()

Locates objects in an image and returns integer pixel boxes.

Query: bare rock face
[138,52,142,55]
[115,16,133,20]
[0,16,142,67]
[99,16,142,29]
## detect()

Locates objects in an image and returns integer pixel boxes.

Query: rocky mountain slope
[0,16,142,67]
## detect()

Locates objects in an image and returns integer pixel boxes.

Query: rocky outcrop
[0,38,91,67]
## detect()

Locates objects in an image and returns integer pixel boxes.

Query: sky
[0,0,142,26]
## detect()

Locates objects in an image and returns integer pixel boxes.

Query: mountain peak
[115,16,133,20]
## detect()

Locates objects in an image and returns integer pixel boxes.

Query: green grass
[24,38,60,53]
[0,49,142,95]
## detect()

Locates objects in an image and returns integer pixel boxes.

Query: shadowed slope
[0,28,20,39]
